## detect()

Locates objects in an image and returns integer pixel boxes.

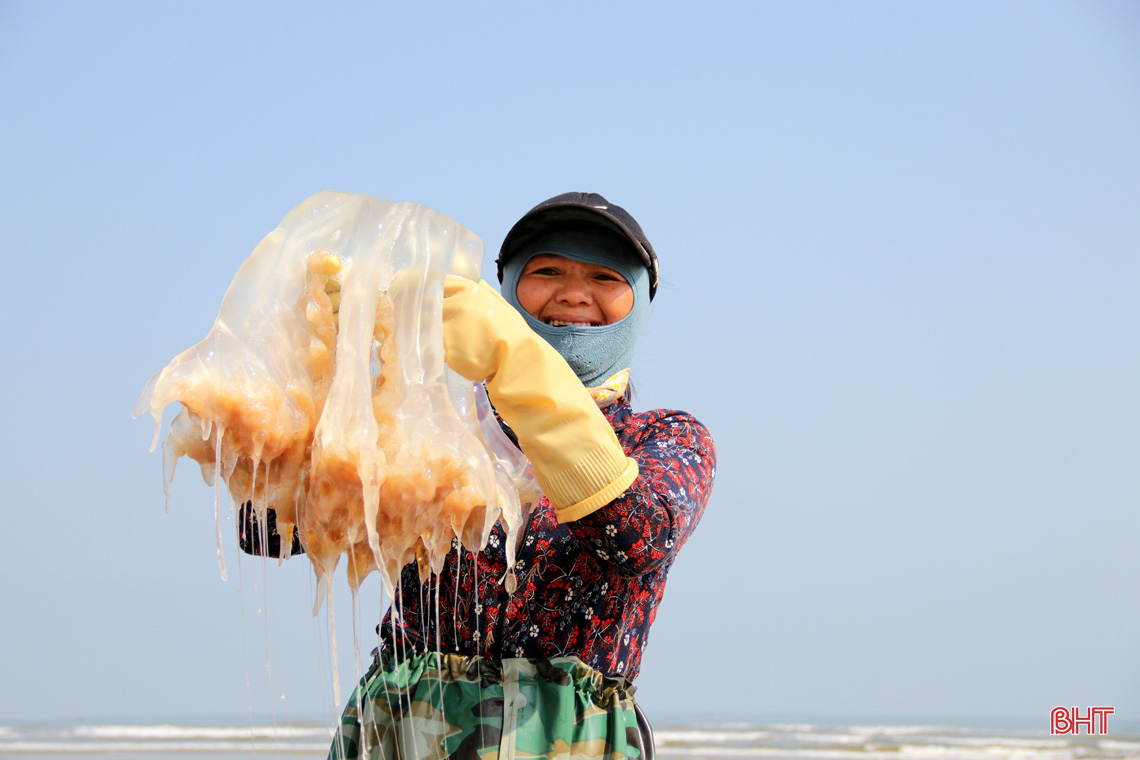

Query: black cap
[497,192,659,299]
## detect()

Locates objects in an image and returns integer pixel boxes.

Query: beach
[3,720,1138,759]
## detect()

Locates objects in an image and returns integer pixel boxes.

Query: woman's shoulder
[615,402,717,507]
[634,406,711,433]
[610,399,715,456]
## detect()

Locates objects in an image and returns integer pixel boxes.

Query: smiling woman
[222,193,716,760]
[516,253,635,327]
[323,192,716,760]
[497,204,656,389]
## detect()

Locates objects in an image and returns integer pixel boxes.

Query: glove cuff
[550,453,640,524]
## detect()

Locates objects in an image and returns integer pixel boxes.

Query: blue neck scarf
[501,226,650,387]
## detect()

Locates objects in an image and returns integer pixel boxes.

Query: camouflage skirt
[328,650,654,760]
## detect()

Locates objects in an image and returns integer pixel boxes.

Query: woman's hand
[441,276,638,521]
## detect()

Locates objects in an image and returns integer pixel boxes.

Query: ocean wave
[894,742,1078,760]
[1098,740,1140,751]
[656,746,1088,760]
[657,730,773,744]
[0,740,332,753]
[791,732,872,745]
[846,725,950,736]
[938,736,1071,749]
[69,723,331,740]
[656,745,916,758]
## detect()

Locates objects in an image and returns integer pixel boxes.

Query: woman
[245,193,716,759]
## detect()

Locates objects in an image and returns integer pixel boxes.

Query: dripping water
[327,580,340,708]
[349,581,365,759]
[433,566,447,755]
[235,521,257,757]
[214,423,228,581]
[258,460,288,757]
[390,590,409,760]
[472,552,480,647]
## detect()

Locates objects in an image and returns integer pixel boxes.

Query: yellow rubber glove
[442,276,639,523]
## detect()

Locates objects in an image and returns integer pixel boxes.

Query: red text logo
[1050,707,1114,735]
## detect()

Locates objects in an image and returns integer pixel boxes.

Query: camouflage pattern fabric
[329,650,654,760]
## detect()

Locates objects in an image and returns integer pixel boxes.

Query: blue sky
[1,0,1138,728]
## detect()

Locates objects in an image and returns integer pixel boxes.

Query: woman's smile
[516,253,635,326]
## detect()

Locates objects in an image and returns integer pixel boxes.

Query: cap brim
[498,203,658,297]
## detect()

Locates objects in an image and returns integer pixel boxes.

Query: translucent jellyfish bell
[135,191,537,600]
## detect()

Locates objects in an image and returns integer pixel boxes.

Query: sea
[1,719,1137,759]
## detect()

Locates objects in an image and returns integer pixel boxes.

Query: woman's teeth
[547,319,594,327]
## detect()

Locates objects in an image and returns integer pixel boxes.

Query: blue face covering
[501,226,651,387]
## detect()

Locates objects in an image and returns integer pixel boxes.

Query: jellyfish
[135,191,537,601]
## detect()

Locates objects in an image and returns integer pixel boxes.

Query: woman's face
[516,254,634,326]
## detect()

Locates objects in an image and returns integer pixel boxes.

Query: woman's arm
[566,411,715,577]
[442,276,638,518]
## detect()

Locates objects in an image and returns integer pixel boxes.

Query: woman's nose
[554,277,593,305]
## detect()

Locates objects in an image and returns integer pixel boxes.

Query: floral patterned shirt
[381,395,716,680]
